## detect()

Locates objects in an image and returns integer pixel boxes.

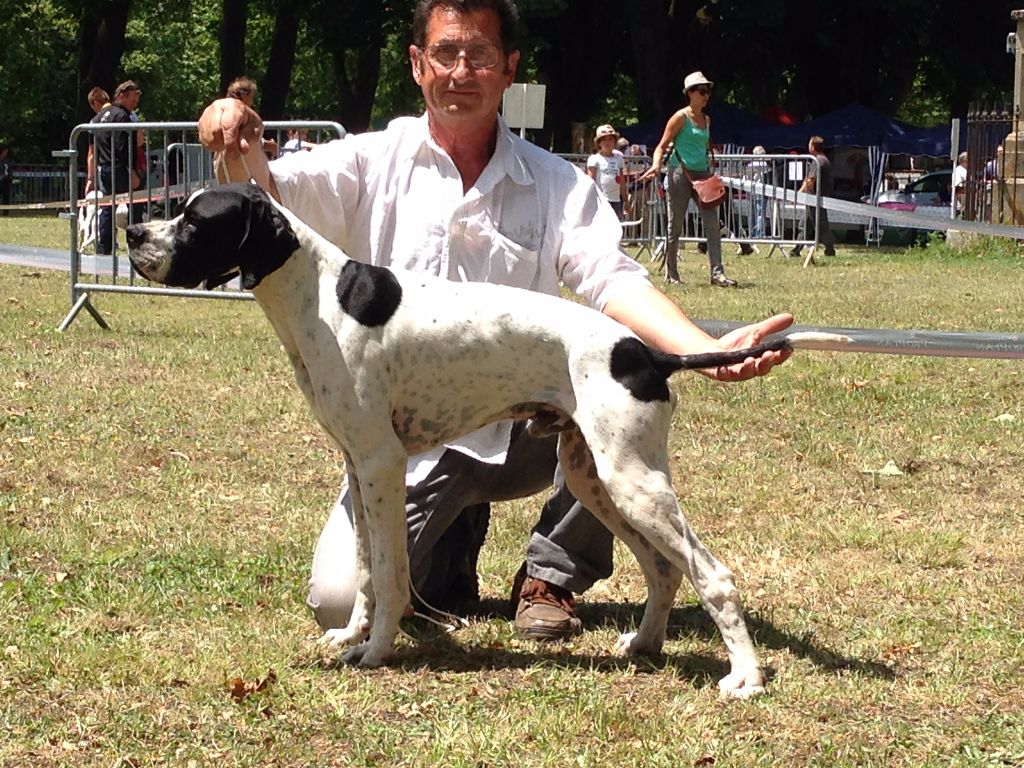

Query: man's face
[121,89,141,112]
[409,7,519,129]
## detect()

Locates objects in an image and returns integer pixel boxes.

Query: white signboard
[502,83,546,137]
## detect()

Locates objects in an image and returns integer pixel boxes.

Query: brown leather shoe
[511,567,583,641]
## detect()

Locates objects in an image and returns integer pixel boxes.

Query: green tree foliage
[0,1,79,158]
[0,0,1017,163]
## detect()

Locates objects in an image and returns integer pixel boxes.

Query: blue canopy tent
[626,102,962,156]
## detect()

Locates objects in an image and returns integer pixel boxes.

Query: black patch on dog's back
[336,260,403,327]
[609,337,672,402]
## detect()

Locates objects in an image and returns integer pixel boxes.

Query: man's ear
[410,45,425,85]
[504,49,520,83]
[238,187,299,289]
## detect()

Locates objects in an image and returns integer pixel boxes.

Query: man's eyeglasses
[691,86,710,96]
[422,41,502,70]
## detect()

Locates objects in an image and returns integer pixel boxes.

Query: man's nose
[450,52,474,77]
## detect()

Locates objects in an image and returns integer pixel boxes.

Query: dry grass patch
[2,239,1024,767]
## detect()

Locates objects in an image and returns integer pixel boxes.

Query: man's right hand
[198,98,277,195]
[198,98,263,155]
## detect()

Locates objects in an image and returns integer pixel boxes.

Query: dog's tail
[646,336,793,377]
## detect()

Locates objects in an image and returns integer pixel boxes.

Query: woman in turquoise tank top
[640,71,737,287]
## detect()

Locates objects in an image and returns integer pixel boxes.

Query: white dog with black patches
[127,183,838,699]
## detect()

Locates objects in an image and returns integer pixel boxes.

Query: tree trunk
[317,0,384,133]
[79,0,133,123]
[531,0,624,153]
[331,40,382,133]
[262,0,300,119]
[219,0,249,95]
[627,0,675,125]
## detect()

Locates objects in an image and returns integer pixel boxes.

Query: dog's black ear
[237,185,300,289]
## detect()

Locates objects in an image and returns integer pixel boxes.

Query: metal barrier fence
[2,165,85,208]
[965,103,1020,225]
[558,152,824,272]
[55,120,345,330]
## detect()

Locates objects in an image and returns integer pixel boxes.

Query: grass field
[1,224,1023,767]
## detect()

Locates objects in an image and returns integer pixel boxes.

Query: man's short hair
[87,86,110,106]
[114,80,141,99]
[809,135,826,152]
[411,0,520,53]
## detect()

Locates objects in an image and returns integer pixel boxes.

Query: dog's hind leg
[576,407,765,699]
[556,425,682,657]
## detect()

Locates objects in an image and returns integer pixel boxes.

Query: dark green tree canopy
[0,0,1015,162]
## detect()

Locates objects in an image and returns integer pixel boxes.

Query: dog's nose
[125,224,145,249]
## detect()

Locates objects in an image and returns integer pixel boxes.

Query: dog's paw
[717,667,766,700]
[615,631,663,657]
[318,622,369,653]
[341,640,392,668]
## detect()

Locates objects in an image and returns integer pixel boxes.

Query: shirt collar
[416,112,535,193]
[491,114,534,187]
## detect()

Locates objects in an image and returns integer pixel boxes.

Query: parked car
[873,170,952,207]
[868,170,952,245]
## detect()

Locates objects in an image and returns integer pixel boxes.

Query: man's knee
[307,576,356,631]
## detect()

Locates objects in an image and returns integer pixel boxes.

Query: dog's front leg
[319,458,375,653]
[335,443,410,668]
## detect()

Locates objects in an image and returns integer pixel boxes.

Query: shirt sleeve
[270,137,364,251]
[555,165,651,311]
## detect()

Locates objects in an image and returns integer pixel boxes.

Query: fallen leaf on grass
[880,642,921,662]
[227,668,277,702]
[993,413,1016,424]
[861,460,904,477]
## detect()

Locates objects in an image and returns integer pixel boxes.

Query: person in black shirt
[90,80,142,254]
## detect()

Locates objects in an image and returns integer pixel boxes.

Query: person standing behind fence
[226,77,278,159]
[790,136,836,258]
[226,76,258,107]
[587,124,630,219]
[84,87,111,198]
[0,145,12,215]
[749,145,768,239]
[90,80,143,255]
[283,128,317,152]
[952,151,968,217]
[640,71,736,287]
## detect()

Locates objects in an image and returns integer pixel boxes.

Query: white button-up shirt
[271,113,651,476]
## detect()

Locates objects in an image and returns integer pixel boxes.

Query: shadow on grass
[306,596,893,689]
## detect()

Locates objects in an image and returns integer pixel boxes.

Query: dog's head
[127,183,300,290]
